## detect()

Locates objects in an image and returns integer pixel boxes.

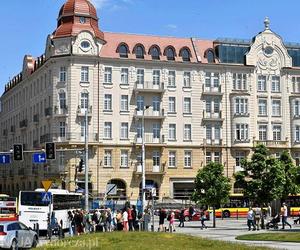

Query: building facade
[1,0,300,201]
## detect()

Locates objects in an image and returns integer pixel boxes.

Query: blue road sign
[0,154,11,164]
[33,152,46,164]
[41,192,51,204]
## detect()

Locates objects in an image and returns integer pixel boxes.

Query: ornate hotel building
[1,0,300,201]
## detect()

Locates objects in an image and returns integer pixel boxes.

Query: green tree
[192,162,231,228]
[279,150,300,199]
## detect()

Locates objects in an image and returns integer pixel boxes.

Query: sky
[1,0,300,93]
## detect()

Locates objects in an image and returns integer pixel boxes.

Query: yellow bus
[0,194,18,221]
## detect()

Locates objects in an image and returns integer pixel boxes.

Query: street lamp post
[85,98,89,212]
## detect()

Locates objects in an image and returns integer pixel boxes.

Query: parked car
[0,221,38,249]
[175,209,209,221]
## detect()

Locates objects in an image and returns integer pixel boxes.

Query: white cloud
[165,24,177,30]
[90,0,109,9]
[89,0,133,10]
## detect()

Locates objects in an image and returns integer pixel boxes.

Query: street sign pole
[85,98,89,212]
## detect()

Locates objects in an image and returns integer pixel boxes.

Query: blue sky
[1,0,300,93]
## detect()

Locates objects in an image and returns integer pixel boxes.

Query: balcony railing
[203,110,222,120]
[134,134,165,144]
[77,106,92,116]
[134,81,165,92]
[202,85,222,94]
[203,138,222,146]
[33,114,39,123]
[54,106,68,116]
[45,107,52,117]
[19,119,28,128]
[254,140,288,147]
[52,132,99,143]
[40,134,51,144]
[134,163,165,174]
[134,108,165,119]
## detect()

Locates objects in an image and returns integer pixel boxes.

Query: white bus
[18,189,82,231]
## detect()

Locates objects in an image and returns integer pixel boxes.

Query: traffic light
[45,142,56,160]
[78,159,84,172]
[13,144,23,161]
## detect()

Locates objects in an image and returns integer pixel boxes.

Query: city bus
[0,194,18,221]
[284,194,300,216]
[18,189,82,231]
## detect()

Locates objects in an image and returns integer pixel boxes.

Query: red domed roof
[53,0,105,41]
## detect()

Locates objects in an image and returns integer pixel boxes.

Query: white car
[0,221,38,249]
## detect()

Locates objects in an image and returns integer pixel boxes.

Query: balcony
[134,81,165,93]
[33,114,39,124]
[254,140,288,147]
[2,129,8,137]
[54,106,68,116]
[10,125,15,134]
[134,163,165,175]
[134,134,165,145]
[134,108,165,119]
[52,132,99,143]
[45,107,52,117]
[19,119,28,129]
[202,85,223,95]
[40,134,51,144]
[77,106,92,117]
[203,138,223,146]
[202,111,223,121]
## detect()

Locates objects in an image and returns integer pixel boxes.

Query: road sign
[41,192,51,203]
[42,180,53,192]
[33,152,46,164]
[106,184,117,195]
[0,154,10,164]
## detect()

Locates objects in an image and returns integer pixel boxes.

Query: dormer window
[149,46,160,60]
[180,48,191,62]
[205,49,215,63]
[135,45,144,59]
[117,44,129,58]
[166,47,175,61]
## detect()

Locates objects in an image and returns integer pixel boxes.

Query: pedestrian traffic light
[45,142,56,160]
[13,144,23,161]
[78,159,84,172]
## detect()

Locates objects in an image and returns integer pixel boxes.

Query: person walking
[254,206,262,230]
[116,210,123,231]
[189,206,194,220]
[178,208,185,228]
[247,207,255,231]
[67,211,74,236]
[200,210,207,229]
[122,208,129,231]
[281,202,292,229]
[128,206,133,231]
[142,209,151,231]
[169,211,175,233]
[159,208,166,232]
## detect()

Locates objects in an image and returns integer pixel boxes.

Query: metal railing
[77,106,92,116]
[53,132,99,142]
[134,134,165,144]
[54,106,68,115]
[202,85,222,93]
[134,81,165,91]
[135,163,165,174]
[203,138,222,146]
[254,140,288,147]
[134,108,165,118]
[203,110,222,119]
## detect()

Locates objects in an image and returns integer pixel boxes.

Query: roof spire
[264,17,270,30]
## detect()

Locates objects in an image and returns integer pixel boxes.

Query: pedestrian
[142,209,151,231]
[67,211,74,236]
[281,202,292,229]
[178,208,185,227]
[116,210,123,231]
[200,210,207,229]
[169,210,175,233]
[106,208,112,232]
[132,205,138,231]
[123,208,129,231]
[254,205,262,230]
[247,207,255,231]
[189,206,194,220]
[159,208,166,232]
[128,206,133,231]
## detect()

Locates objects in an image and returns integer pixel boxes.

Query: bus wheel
[222,210,230,218]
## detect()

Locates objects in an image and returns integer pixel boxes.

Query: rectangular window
[137,69,144,85]
[59,121,66,137]
[296,126,300,142]
[168,97,176,113]
[153,151,160,167]
[184,124,192,141]
[120,150,128,168]
[120,95,129,112]
[272,99,281,116]
[59,66,66,82]
[214,151,221,163]
[259,125,267,141]
[120,122,128,139]
[235,98,248,114]
[153,70,160,86]
[104,150,112,167]
[235,151,245,168]
[168,70,176,87]
[205,72,220,90]
[271,76,280,92]
[273,125,282,141]
[206,152,212,163]
[152,123,161,139]
[233,73,247,90]
[168,151,176,168]
[121,68,128,85]
[257,75,266,91]
[215,126,221,140]
[59,92,66,109]
[81,66,89,82]
[235,124,249,141]
[206,125,212,140]
[104,122,112,139]
[104,67,112,84]
[295,100,300,117]
[183,97,191,114]
[168,124,176,140]
[258,99,267,116]
[183,72,191,87]
[104,94,112,111]
[184,151,192,168]
[292,77,300,93]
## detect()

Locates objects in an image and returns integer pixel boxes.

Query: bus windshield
[20,192,50,206]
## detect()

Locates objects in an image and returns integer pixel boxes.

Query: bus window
[20,192,50,206]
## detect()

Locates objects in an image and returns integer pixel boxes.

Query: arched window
[149,45,161,60]
[134,45,145,59]
[180,48,191,62]
[107,179,127,200]
[117,44,129,58]
[165,47,176,61]
[205,49,215,63]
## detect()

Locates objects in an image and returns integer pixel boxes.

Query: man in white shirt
[281,202,292,229]
[247,207,255,231]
